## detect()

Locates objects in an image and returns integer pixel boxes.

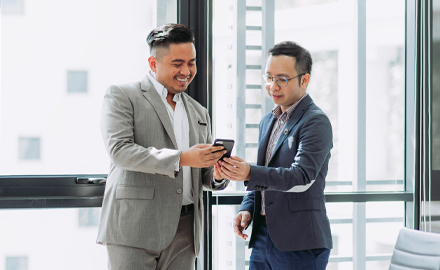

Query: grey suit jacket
[97,75,228,255]
[239,95,333,252]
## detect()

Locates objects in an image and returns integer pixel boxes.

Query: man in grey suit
[218,41,333,269]
[97,23,229,270]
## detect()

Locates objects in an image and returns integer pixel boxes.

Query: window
[1,0,176,175]
[0,209,106,270]
[1,0,24,15]
[211,0,408,269]
[5,256,27,270]
[18,137,40,160]
[67,71,88,93]
[78,208,101,227]
[1,1,177,269]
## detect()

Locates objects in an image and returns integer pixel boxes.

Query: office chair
[389,227,440,270]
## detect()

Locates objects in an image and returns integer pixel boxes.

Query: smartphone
[212,139,235,161]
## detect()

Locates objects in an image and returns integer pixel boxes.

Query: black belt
[181,204,194,214]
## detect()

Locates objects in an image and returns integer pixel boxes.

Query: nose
[270,80,280,91]
[179,64,191,77]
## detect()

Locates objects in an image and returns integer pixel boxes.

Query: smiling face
[148,42,197,94]
[265,54,310,112]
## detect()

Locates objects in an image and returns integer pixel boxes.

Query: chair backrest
[389,227,440,270]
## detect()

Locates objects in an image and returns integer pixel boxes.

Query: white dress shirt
[148,72,193,205]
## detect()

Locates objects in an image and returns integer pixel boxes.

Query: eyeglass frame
[262,73,306,87]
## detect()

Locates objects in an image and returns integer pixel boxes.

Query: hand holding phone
[213,139,235,161]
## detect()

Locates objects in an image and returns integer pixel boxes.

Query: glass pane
[212,204,252,270]
[0,208,107,269]
[326,202,353,259]
[0,0,177,175]
[420,201,440,233]
[274,0,405,191]
[366,202,403,259]
[365,0,405,186]
[212,201,403,270]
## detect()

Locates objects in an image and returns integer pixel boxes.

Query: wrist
[179,150,188,167]
[214,174,224,182]
[214,170,223,182]
[245,165,251,180]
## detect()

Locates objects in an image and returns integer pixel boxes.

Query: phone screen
[213,139,235,160]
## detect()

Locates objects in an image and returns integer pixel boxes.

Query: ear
[301,73,311,89]
[148,56,157,73]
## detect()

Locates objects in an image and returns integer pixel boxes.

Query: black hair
[268,41,312,84]
[146,23,195,55]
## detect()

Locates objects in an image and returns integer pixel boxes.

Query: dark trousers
[249,222,330,270]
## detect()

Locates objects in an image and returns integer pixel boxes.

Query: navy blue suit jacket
[239,95,333,252]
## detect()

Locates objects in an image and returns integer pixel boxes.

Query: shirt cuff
[212,176,226,188]
[174,157,181,177]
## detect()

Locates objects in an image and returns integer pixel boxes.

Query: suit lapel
[268,95,313,165]
[140,76,178,149]
[257,114,276,166]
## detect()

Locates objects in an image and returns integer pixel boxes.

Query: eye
[173,64,182,67]
[279,76,288,83]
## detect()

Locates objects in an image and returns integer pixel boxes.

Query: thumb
[195,144,210,149]
[241,217,247,227]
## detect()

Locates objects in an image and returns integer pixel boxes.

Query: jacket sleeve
[247,112,332,192]
[101,85,181,178]
[238,191,255,221]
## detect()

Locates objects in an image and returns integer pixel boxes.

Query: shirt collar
[272,93,308,119]
[147,71,182,102]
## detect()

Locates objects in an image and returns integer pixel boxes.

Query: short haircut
[146,23,195,57]
[268,41,312,77]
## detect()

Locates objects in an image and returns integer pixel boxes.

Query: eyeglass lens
[264,76,288,86]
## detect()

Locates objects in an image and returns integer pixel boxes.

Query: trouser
[106,210,195,270]
[249,221,330,270]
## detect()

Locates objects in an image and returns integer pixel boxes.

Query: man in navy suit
[218,41,333,269]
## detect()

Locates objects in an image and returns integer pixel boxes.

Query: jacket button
[177,189,182,194]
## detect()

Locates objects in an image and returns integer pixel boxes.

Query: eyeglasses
[262,73,306,87]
